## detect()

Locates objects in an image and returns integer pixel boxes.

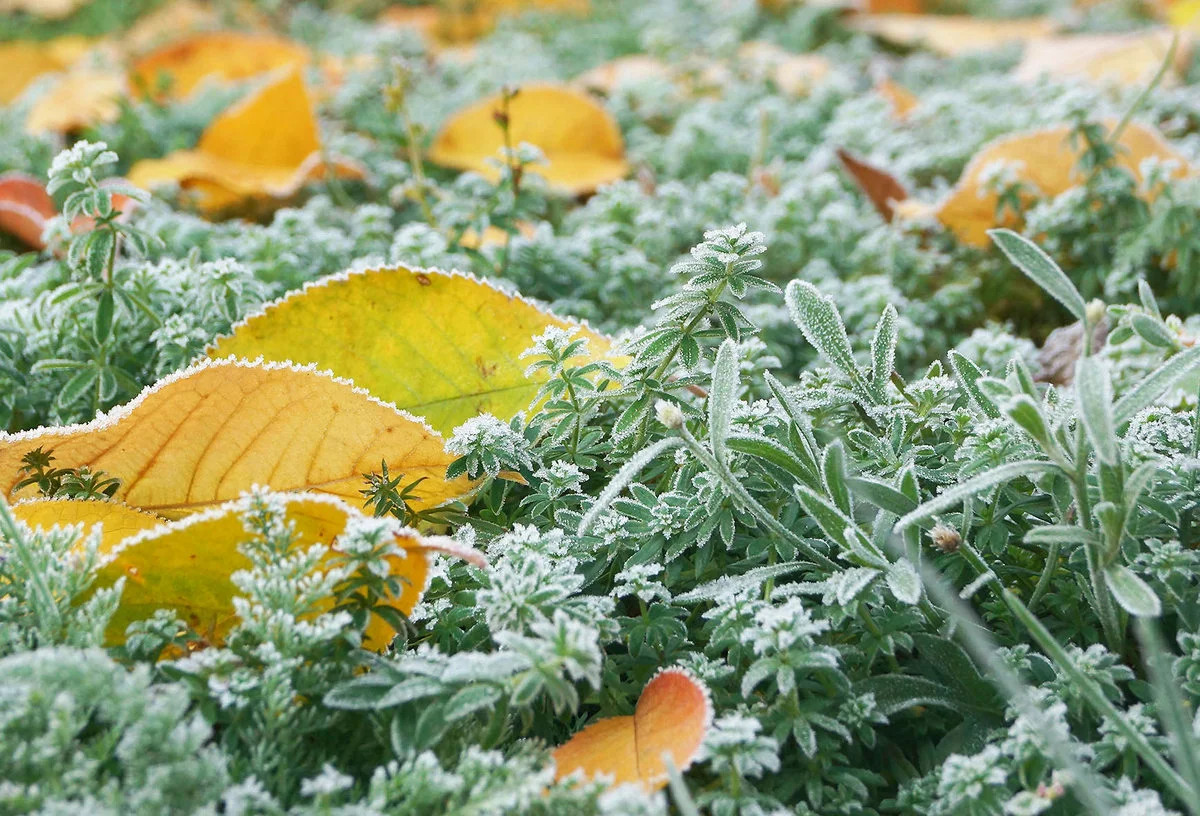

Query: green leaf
[948,351,1000,418]
[726,432,819,488]
[1104,564,1161,617]
[885,558,921,605]
[93,289,114,345]
[709,339,739,465]
[1075,358,1119,465]
[1130,314,1177,349]
[988,229,1086,322]
[896,461,1059,531]
[445,684,502,721]
[785,280,870,401]
[822,440,852,516]
[1114,343,1200,425]
[853,675,969,716]
[1003,395,1059,459]
[846,476,917,516]
[870,304,898,397]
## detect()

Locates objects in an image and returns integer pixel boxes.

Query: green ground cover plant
[2,0,1200,814]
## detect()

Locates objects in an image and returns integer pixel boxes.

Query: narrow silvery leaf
[709,340,740,466]
[1114,343,1200,425]
[785,280,868,397]
[1004,395,1060,459]
[1104,564,1161,617]
[578,437,683,535]
[1006,357,1039,400]
[1075,358,1119,466]
[1130,314,1177,349]
[822,440,852,516]
[847,476,918,516]
[1024,525,1099,547]
[948,351,1000,418]
[870,304,898,396]
[835,567,880,606]
[1137,279,1162,320]
[989,229,1086,322]
[895,461,1059,531]
[885,558,922,605]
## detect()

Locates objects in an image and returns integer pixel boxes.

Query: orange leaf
[836,149,909,222]
[0,358,471,519]
[121,0,269,53]
[0,171,56,250]
[902,121,1192,247]
[847,14,1056,56]
[127,69,362,214]
[131,31,309,101]
[552,668,712,792]
[429,83,628,196]
[1013,29,1191,88]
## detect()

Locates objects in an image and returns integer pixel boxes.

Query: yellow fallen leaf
[876,77,918,119]
[12,498,162,554]
[26,68,127,134]
[429,83,629,195]
[553,667,712,792]
[847,14,1056,56]
[0,36,92,104]
[131,31,310,100]
[1014,29,1191,87]
[11,493,485,648]
[379,0,589,45]
[737,41,832,96]
[1168,0,1200,30]
[459,221,538,248]
[208,266,616,435]
[121,0,268,53]
[0,358,470,519]
[128,68,362,214]
[903,121,1192,247]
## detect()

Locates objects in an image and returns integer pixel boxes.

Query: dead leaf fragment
[131,31,309,100]
[26,69,127,134]
[836,149,909,222]
[848,14,1057,56]
[127,69,362,214]
[876,77,918,119]
[429,83,629,195]
[1014,29,1191,88]
[902,121,1192,247]
[737,41,832,96]
[0,358,470,519]
[0,172,56,249]
[553,668,712,791]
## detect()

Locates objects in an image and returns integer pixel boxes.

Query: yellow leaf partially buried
[0,36,92,104]
[847,14,1056,56]
[131,31,310,100]
[208,266,617,435]
[25,69,127,134]
[1013,29,1191,88]
[553,668,712,792]
[903,121,1192,247]
[10,493,485,648]
[0,358,470,519]
[429,83,629,195]
[127,68,362,214]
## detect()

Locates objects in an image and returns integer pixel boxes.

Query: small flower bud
[1085,299,1106,327]
[929,523,961,554]
[655,399,684,430]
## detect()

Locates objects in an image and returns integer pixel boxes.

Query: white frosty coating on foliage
[204,261,617,359]
[0,356,452,464]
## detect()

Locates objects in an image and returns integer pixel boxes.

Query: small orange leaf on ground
[902,121,1192,247]
[1013,29,1191,88]
[875,77,918,119]
[837,149,909,222]
[208,266,617,435]
[848,14,1056,56]
[26,69,127,135]
[0,172,56,250]
[553,667,712,791]
[0,358,470,519]
[11,493,485,648]
[131,31,309,100]
[429,83,629,195]
[127,69,362,214]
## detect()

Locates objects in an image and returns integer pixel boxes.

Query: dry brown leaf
[131,31,310,101]
[26,68,127,135]
[429,83,629,195]
[848,14,1056,56]
[128,69,362,214]
[836,149,909,222]
[0,358,470,519]
[1013,29,1191,88]
[902,121,1192,247]
[0,172,56,249]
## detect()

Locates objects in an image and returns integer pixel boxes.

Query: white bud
[1085,299,1106,327]
[655,399,684,430]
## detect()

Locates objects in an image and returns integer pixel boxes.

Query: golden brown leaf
[130,31,309,101]
[26,68,127,135]
[127,69,362,214]
[0,36,92,104]
[428,83,629,195]
[0,358,470,519]
[836,149,909,222]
